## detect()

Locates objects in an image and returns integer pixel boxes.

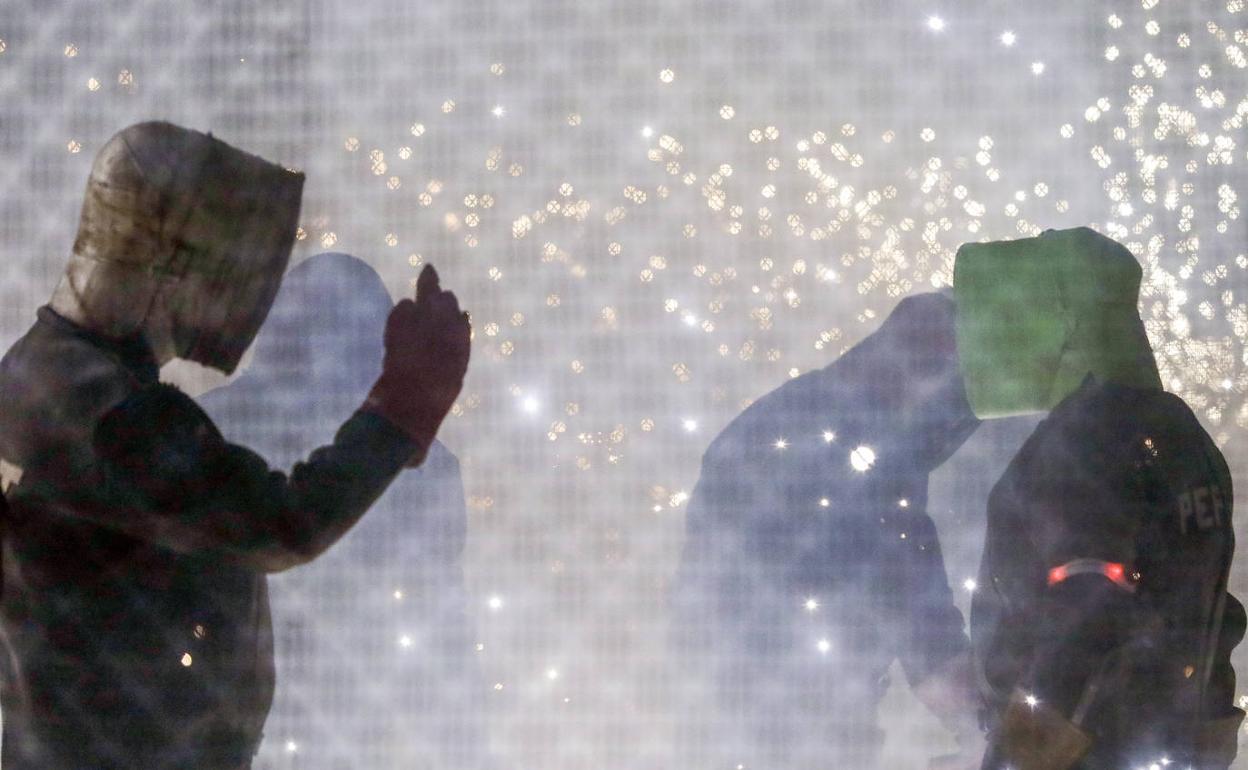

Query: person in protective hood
[957,227,1243,770]
[198,252,492,769]
[0,122,471,769]
[671,292,986,769]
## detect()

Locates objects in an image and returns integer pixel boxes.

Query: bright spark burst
[849,445,876,472]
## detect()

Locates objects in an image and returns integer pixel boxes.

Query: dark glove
[362,264,470,464]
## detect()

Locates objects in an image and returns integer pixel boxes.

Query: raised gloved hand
[362,264,470,463]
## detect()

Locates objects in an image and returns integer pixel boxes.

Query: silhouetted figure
[954,229,1244,770]
[0,123,470,769]
[974,378,1244,770]
[199,253,490,769]
[672,292,984,769]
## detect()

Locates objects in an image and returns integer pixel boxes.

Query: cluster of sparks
[1087,6,1248,448]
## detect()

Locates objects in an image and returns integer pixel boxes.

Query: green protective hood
[953,227,1161,418]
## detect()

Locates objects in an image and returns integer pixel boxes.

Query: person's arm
[33,263,470,573]
[882,506,984,766]
[893,508,972,687]
[77,382,416,572]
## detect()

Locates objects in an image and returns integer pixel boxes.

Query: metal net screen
[1,0,1247,767]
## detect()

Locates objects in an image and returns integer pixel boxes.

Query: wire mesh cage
[0,1,1246,767]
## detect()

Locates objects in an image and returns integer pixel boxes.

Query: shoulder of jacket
[96,383,221,450]
[0,325,139,466]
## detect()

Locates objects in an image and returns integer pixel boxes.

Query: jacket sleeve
[888,506,972,686]
[73,383,416,572]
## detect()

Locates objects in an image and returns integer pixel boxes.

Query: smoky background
[0,0,1246,766]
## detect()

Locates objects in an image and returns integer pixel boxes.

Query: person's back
[672,293,981,768]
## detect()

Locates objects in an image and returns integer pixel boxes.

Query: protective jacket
[672,293,981,768]
[973,377,1244,770]
[0,307,414,769]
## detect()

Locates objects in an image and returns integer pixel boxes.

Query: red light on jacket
[1046,559,1131,590]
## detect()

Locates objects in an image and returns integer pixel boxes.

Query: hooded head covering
[49,121,304,374]
[953,227,1161,418]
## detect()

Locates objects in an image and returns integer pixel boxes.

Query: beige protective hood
[50,121,304,374]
